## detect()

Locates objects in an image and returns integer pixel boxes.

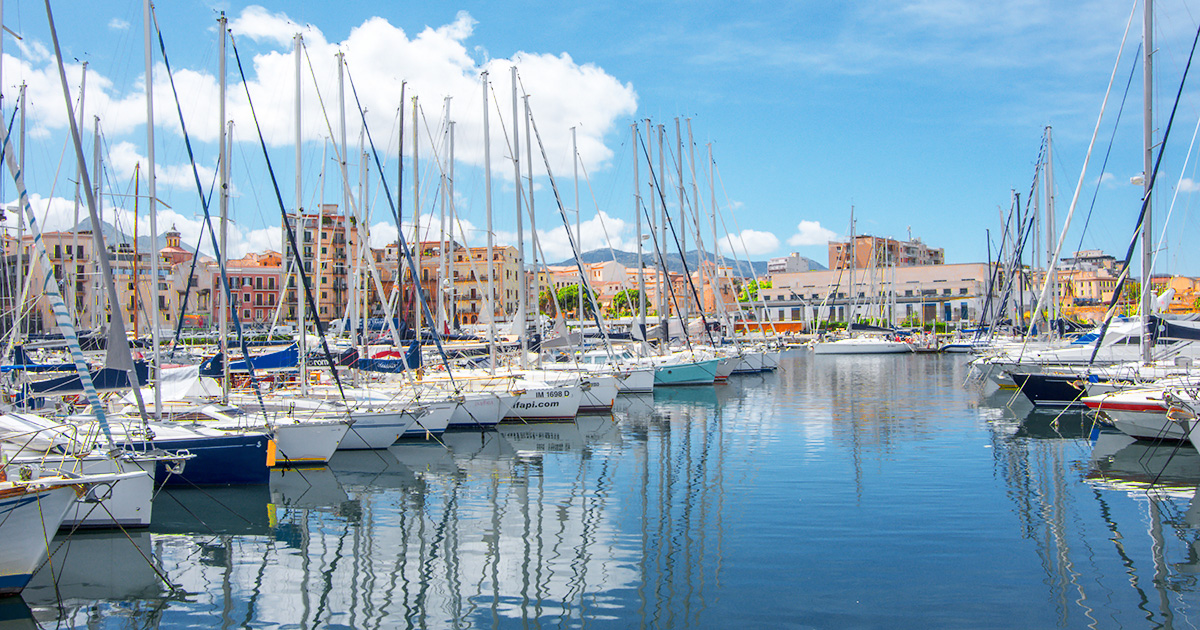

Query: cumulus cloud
[0,7,637,261]
[787,220,837,247]
[109,18,130,31]
[1178,177,1200,193]
[719,229,779,257]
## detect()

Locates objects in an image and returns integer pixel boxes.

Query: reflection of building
[829,235,943,270]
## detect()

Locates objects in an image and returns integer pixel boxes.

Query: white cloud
[719,229,779,257]
[108,18,130,31]
[0,8,639,264]
[1179,177,1200,193]
[787,220,837,247]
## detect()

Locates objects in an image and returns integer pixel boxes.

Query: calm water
[11,351,1200,628]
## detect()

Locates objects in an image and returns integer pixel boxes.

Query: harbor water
[13,351,1200,628]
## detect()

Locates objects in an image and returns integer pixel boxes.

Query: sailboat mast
[657,123,666,345]
[70,63,85,322]
[449,120,456,331]
[634,124,645,340]
[218,13,229,402]
[1141,0,1153,363]
[294,33,307,393]
[511,67,527,368]
[482,71,496,372]
[525,96,539,365]
[439,97,451,336]
[413,95,421,340]
[572,126,581,332]
[676,118,686,326]
[1044,126,1056,326]
[144,0,161,418]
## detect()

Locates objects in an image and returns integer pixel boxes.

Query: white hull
[448,392,516,428]
[0,484,76,594]
[403,401,453,438]
[269,419,350,464]
[339,409,418,450]
[813,338,912,355]
[506,384,583,421]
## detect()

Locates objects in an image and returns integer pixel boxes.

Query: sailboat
[813,210,911,355]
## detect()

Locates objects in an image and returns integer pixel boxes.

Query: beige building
[282,204,358,324]
[762,262,994,326]
[829,235,944,270]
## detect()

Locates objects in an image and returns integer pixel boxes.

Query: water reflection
[19,353,1200,627]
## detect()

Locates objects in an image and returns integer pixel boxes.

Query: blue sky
[2,0,1199,276]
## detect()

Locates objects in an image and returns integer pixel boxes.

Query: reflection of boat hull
[23,531,161,607]
[1089,431,1200,489]
[151,485,272,535]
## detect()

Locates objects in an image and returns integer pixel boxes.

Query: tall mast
[710,143,718,329]
[92,115,102,323]
[449,121,456,331]
[657,123,666,348]
[70,62,85,321]
[1044,126,1056,326]
[295,32,306,395]
[687,119,701,313]
[482,71,496,372]
[439,97,451,335]
[676,118,686,326]
[573,126,581,332]
[15,83,24,338]
[144,0,161,418]
[1141,0,1153,363]
[511,67,526,368]
[218,13,229,402]
[336,51,350,381]
[413,95,421,340]
[635,124,645,339]
[524,95,538,365]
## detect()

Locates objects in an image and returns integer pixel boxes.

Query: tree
[556,285,595,317]
[739,279,771,302]
[538,289,557,316]
[610,289,641,315]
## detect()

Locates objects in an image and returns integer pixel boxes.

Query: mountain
[70,217,197,254]
[547,249,824,277]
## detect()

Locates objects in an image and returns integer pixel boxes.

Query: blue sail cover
[355,341,422,373]
[26,362,150,395]
[199,344,299,377]
[0,345,75,373]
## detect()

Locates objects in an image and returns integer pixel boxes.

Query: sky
[1,0,1200,277]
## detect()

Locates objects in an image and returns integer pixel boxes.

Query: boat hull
[1011,373,1089,408]
[340,410,418,449]
[133,432,272,486]
[654,359,719,386]
[269,419,349,464]
[0,485,76,594]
